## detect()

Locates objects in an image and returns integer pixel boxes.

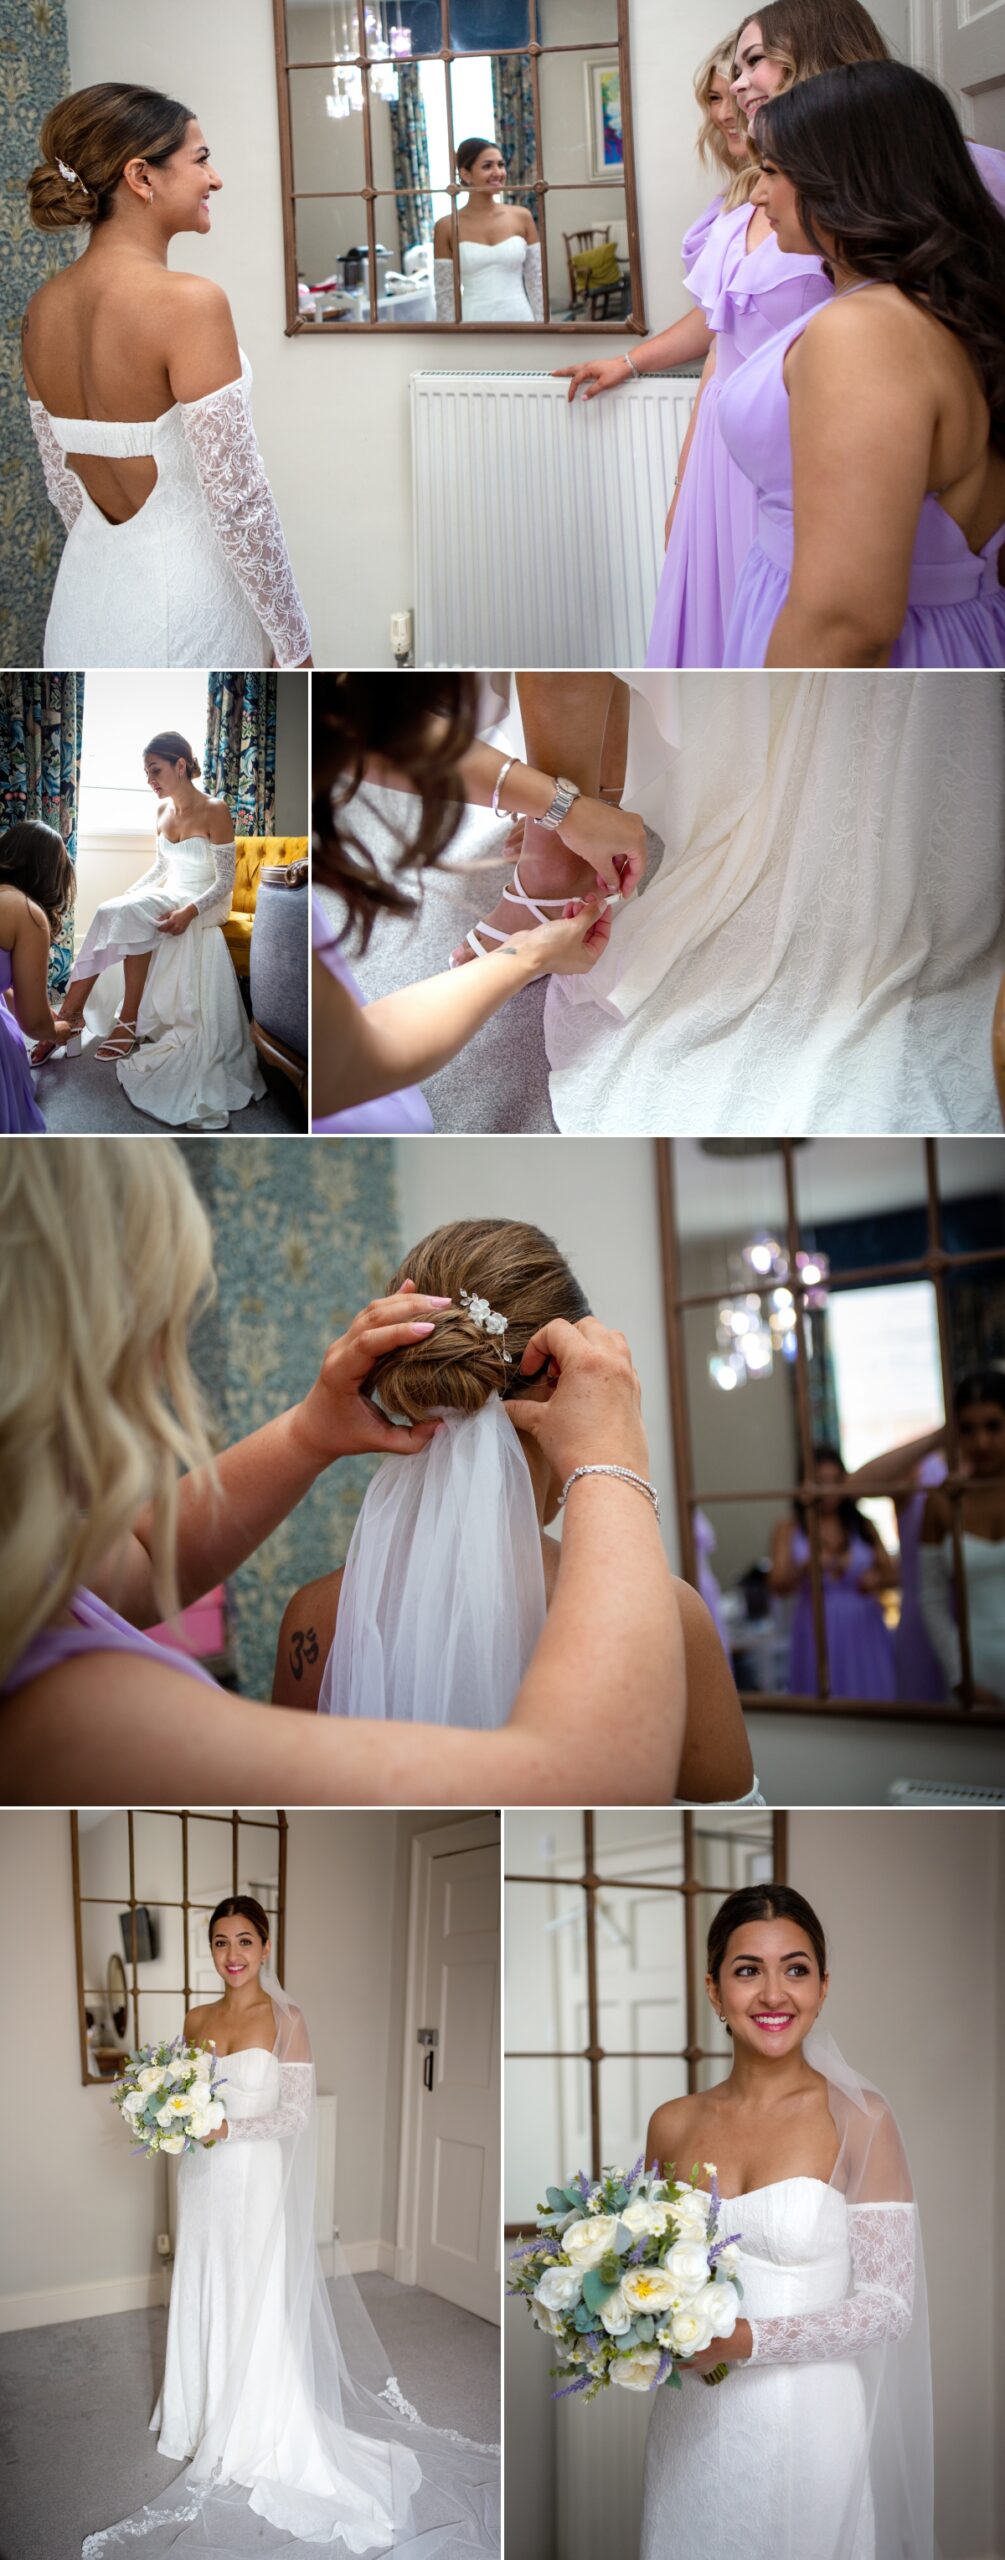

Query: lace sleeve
[747,2204,915,2366]
[188,841,236,922]
[225,2062,312,2143]
[434,259,457,322]
[179,378,311,667]
[917,1545,962,1691]
[128,845,171,896]
[525,242,544,323]
[29,403,83,535]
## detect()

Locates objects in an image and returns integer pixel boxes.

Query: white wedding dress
[543,671,1005,1133]
[73,833,265,1130]
[434,239,543,322]
[919,1532,1005,1700]
[30,353,311,668]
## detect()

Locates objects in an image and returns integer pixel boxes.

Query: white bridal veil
[318,1398,547,1724]
[83,1969,499,2559]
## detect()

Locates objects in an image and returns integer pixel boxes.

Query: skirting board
[1,2240,400,2332]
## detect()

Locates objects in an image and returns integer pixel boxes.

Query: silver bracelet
[623,351,640,378]
[557,1464,661,1522]
[535,774,581,832]
[491,753,519,815]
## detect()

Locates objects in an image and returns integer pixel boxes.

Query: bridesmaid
[720,62,1005,667]
[770,1447,898,1700]
[0,822,77,1132]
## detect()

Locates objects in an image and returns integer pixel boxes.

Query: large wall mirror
[658,1138,1005,1726]
[274,0,645,331]
[71,1810,288,2087]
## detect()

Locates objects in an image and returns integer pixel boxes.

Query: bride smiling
[275,1217,761,1807]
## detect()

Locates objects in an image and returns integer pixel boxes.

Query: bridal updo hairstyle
[29,84,195,231]
[313,673,481,951]
[209,1895,271,1947]
[144,731,202,781]
[456,136,498,178]
[0,821,76,937]
[365,1218,590,1422]
[707,1883,828,2030]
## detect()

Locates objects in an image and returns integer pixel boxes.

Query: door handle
[423,2049,434,2093]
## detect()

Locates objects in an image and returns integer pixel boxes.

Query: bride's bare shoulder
[184,1997,220,2041]
[645,2091,700,2174]
[272,1571,344,1708]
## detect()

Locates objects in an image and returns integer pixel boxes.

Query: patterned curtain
[183,1137,401,1703]
[388,64,432,254]
[491,54,538,215]
[203,673,276,835]
[0,669,84,994]
[0,0,77,666]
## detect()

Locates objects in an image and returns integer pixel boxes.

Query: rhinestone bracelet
[557,1464,661,1522]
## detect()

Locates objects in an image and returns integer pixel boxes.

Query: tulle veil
[82,1966,499,2558]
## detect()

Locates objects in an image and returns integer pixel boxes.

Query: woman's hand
[684,2321,753,2374]
[293,1283,452,1464]
[554,355,633,403]
[510,897,613,978]
[201,2119,230,2145]
[157,904,199,936]
[557,796,646,899]
[508,1316,649,1486]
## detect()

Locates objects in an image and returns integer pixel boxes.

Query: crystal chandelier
[709,1234,830,1391]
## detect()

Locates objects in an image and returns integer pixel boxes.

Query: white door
[414,1838,500,2324]
[911,0,1005,146]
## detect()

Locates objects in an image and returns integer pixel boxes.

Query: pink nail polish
[410,1321,436,1334]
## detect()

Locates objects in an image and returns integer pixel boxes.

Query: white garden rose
[189,2053,212,2081]
[715,2242,741,2276]
[668,2187,711,2240]
[599,2285,634,2338]
[159,2133,187,2156]
[622,2266,680,2317]
[121,2089,145,2117]
[562,2214,622,2272]
[530,2299,566,2338]
[692,2280,738,2342]
[534,2264,583,2315]
[663,2239,711,2298]
[620,2196,674,2241]
[610,2348,662,2392]
[165,2057,191,2083]
[156,2095,193,2126]
[137,2066,163,2092]
[666,2302,717,2356]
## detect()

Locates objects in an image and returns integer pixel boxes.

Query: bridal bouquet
[111,2038,228,2157]
[510,2158,742,2400]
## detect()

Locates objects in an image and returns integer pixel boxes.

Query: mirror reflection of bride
[275,1215,763,1809]
[83,1891,498,2559]
[433,138,542,324]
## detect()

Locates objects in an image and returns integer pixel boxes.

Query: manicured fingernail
[423,1295,452,1305]
[410,1321,436,1334]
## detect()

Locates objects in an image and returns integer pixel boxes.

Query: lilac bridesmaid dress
[0,952,45,1133]
[719,294,1005,668]
[680,192,723,277]
[787,1528,897,1700]
[645,205,830,669]
[311,892,433,1135]
[0,1588,223,1697]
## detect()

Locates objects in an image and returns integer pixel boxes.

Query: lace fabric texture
[747,2203,915,2365]
[29,402,83,532]
[185,840,236,922]
[224,2059,312,2145]
[524,243,544,322]
[180,380,311,666]
[434,259,456,322]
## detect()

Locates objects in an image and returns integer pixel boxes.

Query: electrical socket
[390,610,413,666]
[156,2231,172,2258]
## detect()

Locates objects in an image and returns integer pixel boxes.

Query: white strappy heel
[448,858,619,967]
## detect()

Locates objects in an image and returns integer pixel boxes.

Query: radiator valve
[390,610,414,668]
[156,2232,172,2259]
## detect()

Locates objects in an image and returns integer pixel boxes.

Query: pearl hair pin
[57,158,80,185]
[459,1288,512,1362]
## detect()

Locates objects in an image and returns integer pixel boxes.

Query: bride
[23,82,311,670]
[83,1893,497,2557]
[274,1215,763,1808]
[35,729,264,1131]
[640,1882,933,2560]
[433,139,542,324]
[920,1368,1005,1702]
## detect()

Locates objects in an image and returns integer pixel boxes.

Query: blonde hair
[367,1220,589,1423]
[0,1138,216,1682]
[693,33,760,210]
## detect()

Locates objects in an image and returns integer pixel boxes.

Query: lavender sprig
[552,2373,592,2400]
[709,2229,741,2265]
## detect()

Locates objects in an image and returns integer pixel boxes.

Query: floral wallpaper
[0,0,75,668]
[183,1136,401,1704]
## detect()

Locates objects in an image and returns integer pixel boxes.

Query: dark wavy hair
[756,61,1005,450]
[707,1884,828,1988]
[456,135,498,175]
[208,1895,271,1947]
[0,820,76,937]
[312,674,481,953]
[955,1368,1005,1417]
[793,1443,879,1547]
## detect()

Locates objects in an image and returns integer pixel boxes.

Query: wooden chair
[563,226,623,320]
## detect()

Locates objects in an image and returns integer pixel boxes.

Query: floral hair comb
[459,1287,511,1363]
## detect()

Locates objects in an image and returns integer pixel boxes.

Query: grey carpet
[32,1027,302,1135]
[327,785,662,1135]
[0,2275,498,2560]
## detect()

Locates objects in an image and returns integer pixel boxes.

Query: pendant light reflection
[709,1234,830,1392]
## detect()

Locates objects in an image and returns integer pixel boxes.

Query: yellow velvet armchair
[224,837,308,977]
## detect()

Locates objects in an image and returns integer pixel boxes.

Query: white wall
[751,1710,1005,1806]
[274,667,309,834]
[394,1132,678,1570]
[0,1809,473,2331]
[64,0,917,667]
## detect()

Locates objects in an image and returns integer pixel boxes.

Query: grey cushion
[250,863,309,1058]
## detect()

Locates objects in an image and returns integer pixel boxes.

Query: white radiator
[411,371,699,668]
[888,1781,1005,1805]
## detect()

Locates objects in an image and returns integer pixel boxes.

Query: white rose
[531,2299,565,2338]
[620,2197,674,2241]
[666,2302,715,2356]
[164,2057,190,2083]
[562,2214,622,2273]
[599,2285,634,2337]
[121,2089,145,2117]
[610,2348,662,2392]
[663,2239,711,2299]
[622,2266,679,2317]
[159,2133,187,2156]
[189,2053,212,2081]
[534,2264,583,2315]
[136,2067,163,2093]
[156,2095,193,2126]
[692,2279,738,2342]
[715,2242,741,2276]
[668,2188,711,2240]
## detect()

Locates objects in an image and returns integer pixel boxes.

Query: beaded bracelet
[557,1464,661,1522]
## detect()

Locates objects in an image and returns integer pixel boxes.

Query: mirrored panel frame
[659,1138,1005,1728]
[505,1807,786,2231]
[71,1810,288,2087]
[274,0,646,332]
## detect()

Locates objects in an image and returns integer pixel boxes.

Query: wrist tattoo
[288,1625,320,1681]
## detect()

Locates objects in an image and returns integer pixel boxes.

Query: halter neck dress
[719,290,1005,668]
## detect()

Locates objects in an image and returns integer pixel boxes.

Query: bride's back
[24,261,215,525]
